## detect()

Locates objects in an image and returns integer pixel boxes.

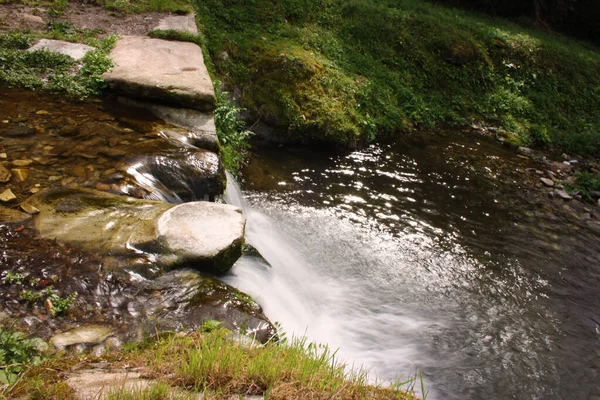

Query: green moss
[194,0,600,155]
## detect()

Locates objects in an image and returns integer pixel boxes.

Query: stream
[223,134,600,399]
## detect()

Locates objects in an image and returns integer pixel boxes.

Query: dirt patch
[0,1,167,36]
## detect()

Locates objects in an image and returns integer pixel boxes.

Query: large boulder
[103,36,215,111]
[23,187,245,274]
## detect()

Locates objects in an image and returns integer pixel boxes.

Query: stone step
[102,36,215,111]
[153,13,198,34]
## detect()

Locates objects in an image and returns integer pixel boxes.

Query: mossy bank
[194,0,600,156]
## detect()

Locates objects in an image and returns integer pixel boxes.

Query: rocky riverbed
[0,85,274,352]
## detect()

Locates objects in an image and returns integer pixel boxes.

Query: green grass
[0,29,116,98]
[134,329,419,399]
[5,328,420,400]
[193,0,600,155]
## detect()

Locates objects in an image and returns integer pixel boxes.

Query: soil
[0,1,167,36]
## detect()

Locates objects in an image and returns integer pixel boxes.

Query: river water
[223,133,600,399]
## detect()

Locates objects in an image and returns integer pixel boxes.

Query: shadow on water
[223,132,600,399]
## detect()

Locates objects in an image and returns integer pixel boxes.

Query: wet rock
[103,36,215,111]
[98,147,127,159]
[11,168,28,182]
[554,189,573,200]
[24,187,245,272]
[590,191,600,200]
[118,97,219,152]
[2,125,36,137]
[20,203,40,215]
[517,147,533,156]
[0,165,11,183]
[13,159,33,167]
[134,270,274,341]
[28,39,95,61]
[157,202,245,274]
[49,325,114,350]
[0,206,31,223]
[0,189,17,202]
[154,13,198,34]
[120,139,225,202]
[540,177,554,187]
[57,125,80,137]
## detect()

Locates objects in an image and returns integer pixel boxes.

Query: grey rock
[517,147,533,156]
[540,177,554,187]
[154,14,198,34]
[554,189,572,200]
[103,36,215,111]
[157,202,245,274]
[28,39,95,61]
[50,325,114,350]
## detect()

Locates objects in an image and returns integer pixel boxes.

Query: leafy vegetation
[194,0,600,155]
[0,328,46,387]
[213,86,254,172]
[564,170,600,201]
[0,29,116,98]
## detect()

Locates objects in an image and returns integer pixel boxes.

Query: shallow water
[224,133,600,399]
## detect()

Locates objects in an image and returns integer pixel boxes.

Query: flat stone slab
[103,36,215,111]
[154,13,198,34]
[28,39,94,61]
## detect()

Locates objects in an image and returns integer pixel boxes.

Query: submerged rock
[0,205,31,223]
[103,36,215,111]
[50,325,114,350]
[24,187,245,273]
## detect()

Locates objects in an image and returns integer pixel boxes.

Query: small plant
[21,290,42,303]
[2,271,28,286]
[200,319,223,333]
[564,171,600,201]
[0,328,46,387]
[45,291,78,317]
[214,85,254,172]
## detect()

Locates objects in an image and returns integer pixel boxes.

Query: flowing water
[223,133,600,399]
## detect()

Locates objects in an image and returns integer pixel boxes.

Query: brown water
[224,133,600,399]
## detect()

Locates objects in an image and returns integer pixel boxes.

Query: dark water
[224,132,600,399]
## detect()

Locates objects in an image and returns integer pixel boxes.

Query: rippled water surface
[224,133,600,399]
